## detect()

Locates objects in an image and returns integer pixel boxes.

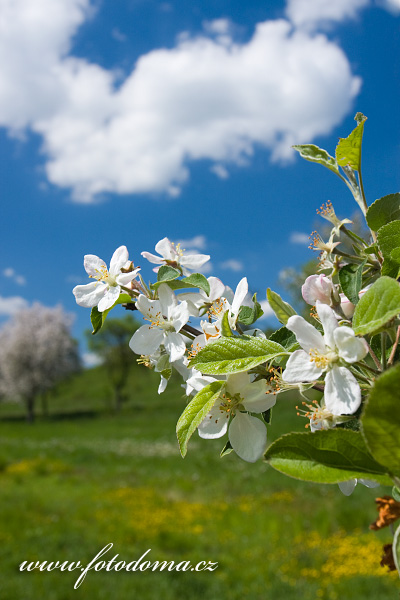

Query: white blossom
[73,246,139,312]
[141,237,210,276]
[283,302,368,415]
[129,284,190,362]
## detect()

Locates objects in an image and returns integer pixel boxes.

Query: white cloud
[210,164,229,179]
[289,231,310,245]
[257,300,275,320]
[0,295,29,316]
[175,235,207,250]
[219,259,244,272]
[0,1,361,201]
[82,352,103,368]
[3,267,26,286]
[379,0,400,13]
[286,0,370,30]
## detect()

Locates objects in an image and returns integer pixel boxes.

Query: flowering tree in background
[0,303,80,422]
[73,114,400,578]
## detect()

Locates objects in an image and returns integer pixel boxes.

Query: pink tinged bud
[340,294,355,318]
[302,275,335,306]
[340,285,371,319]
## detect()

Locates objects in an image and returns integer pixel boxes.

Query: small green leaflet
[292,144,340,176]
[266,289,297,325]
[189,336,286,375]
[269,326,298,351]
[352,276,400,335]
[220,311,233,337]
[362,363,400,477]
[264,429,392,485]
[176,381,225,457]
[366,193,400,232]
[238,293,264,325]
[151,272,210,295]
[90,293,132,334]
[150,265,181,289]
[338,260,366,305]
[335,113,367,171]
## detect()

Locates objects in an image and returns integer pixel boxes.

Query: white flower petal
[116,269,140,286]
[129,326,164,356]
[316,302,338,350]
[109,246,129,275]
[198,403,229,439]
[155,237,175,260]
[185,372,217,396]
[136,295,162,321]
[208,277,225,301]
[180,253,211,269]
[240,380,277,412]
[141,251,163,265]
[158,283,177,318]
[231,277,248,318]
[228,413,267,463]
[359,478,379,488]
[83,254,107,277]
[324,366,361,415]
[334,327,368,364]
[338,479,357,496]
[282,349,322,383]
[286,315,325,353]
[73,282,106,308]
[97,285,120,312]
[170,301,190,332]
[226,372,250,395]
[158,376,168,394]
[164,331,186,362]
[302,274,334,305]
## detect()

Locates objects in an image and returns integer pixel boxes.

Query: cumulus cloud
[175,235,207,250]
[210,164,229,179]
[3,268,26,286]
[289,232,310,245]
[257,300,275,320]
[219,259,244,272]
[0,0,362,201]
[380,0,400,13]
[286,0,369,29]
[0,296,29,316]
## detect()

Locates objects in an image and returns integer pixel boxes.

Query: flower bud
[302,274,336,306]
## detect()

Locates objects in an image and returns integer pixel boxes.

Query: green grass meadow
[0,366,398,599]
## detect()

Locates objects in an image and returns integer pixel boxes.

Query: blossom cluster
[73,230,375,473]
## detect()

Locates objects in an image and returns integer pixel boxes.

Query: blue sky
[1,0,400,361]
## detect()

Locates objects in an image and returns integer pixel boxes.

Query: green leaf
[377,221,400,265]
[220,311,233,337]
[335,114,367,171]
[361,363,400,477]
[366,193,400,231]
[150,265,181,289]
[181,273,210,296]
[394,523,400,577]
[189,336,286,375]
[264,429,392,485]
[292,144,340,176]
[266,289,297,325]
[338,260,366,305]
[238,293,264,325]
[353,277,400,335]
[153,273,211,293]
[220,440,234,457]
[176,381,225,457]
[90,293,132,334]
[269,326,298,351]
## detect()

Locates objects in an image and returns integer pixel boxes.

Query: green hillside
[0,364,397,599]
